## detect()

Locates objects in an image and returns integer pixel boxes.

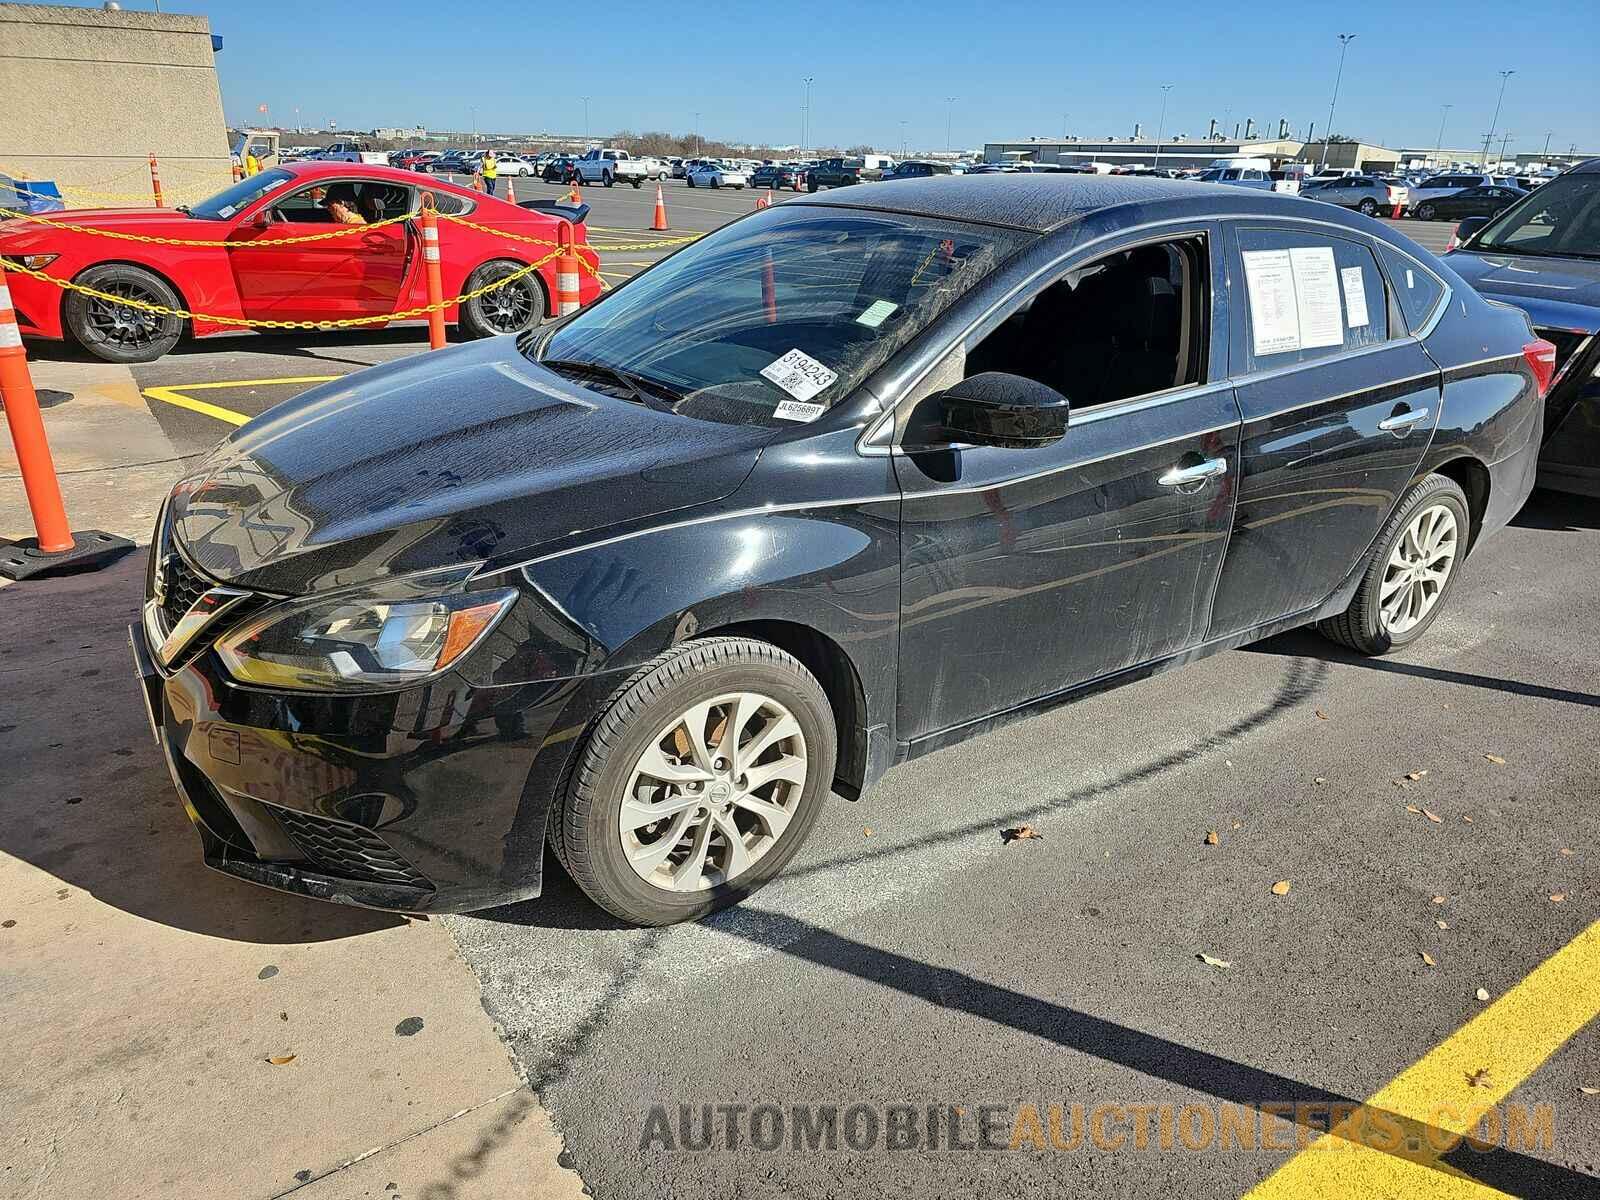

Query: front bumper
[129,614,584,914]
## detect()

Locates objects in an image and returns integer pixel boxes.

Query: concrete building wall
[1300,141,1401,172]
[0,4,232,206]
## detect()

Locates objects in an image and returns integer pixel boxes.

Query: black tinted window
[1375,243,1445,333]
[1236,227,1390,370]
[1470,173,1600,256]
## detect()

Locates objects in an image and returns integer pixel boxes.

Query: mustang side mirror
[1453,215,1490,245]
[939,372,1070,449]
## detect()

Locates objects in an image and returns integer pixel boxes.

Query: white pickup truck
[572,148,653,188]
[315,141,388,165]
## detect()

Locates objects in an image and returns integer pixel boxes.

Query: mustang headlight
[216,587,517,691]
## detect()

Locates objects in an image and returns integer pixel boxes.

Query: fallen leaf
[1580,1086,1600,1096]
[1476,988,1490,1002]
[1432,895,1447,905]
[1271,880,1291,896]
[279,1011,288,1022]
[1485,754,1506,765]
[1421,951,1437,967]
[863,827,873,837]
[1315,709,1329,720]
[1422,809,1443,824]
[1437,919,1449,930]
[1204,831,1219,846]
[1406,805,1422,815]
[1463,815,1474,824]
[1001,825,1042,843]
[267,1054,297,1066]
[1198,953,1232,970]
[1314,777,1327,786]
[1559,848,1573,857]
[1406,770,1430,782]
[1550,893,1566,904]
[1231,821,1242,830]
[1466,1068,1492,1088]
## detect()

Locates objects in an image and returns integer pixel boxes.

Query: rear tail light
[1523,339,1558,397]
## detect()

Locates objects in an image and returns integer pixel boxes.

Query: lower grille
[263,804,434,892]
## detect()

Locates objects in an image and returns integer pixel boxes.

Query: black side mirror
[939,372,1070,448]
[1453,215,1490,244]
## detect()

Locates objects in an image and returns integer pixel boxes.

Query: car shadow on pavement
[718,909,1595,1199]
[0,555,401,943]
[1509,488,1600,533]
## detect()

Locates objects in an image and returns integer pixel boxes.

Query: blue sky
[65,0,1600,152]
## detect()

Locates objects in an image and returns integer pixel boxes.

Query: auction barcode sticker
[773,399,826,422]
[761,348,838,404]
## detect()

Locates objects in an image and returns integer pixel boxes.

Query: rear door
[1206,222,1440,637]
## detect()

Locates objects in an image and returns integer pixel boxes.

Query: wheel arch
[1431,455,1491,552]
[64,258,194,341]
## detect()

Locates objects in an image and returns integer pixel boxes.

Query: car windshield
[186,169,294,220]
[1470,173,1600,259]
[531,206,1032,427]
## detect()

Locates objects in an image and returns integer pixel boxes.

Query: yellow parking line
[142,375,341,427]
[1245,918,1600,1199]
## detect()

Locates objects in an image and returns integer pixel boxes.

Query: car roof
[1567,158,1600,175]
[789,173,1368,235]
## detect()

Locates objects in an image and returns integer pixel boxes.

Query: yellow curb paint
[1244,919,1600,1199]
[142,375,341,427]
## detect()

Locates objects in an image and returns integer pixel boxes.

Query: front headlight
[216,587,517,691]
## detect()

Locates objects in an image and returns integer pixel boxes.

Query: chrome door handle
[1159,457,1229,487]
[1378,407,1430,433]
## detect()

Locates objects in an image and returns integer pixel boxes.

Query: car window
[424,189,475,217]
[1470,171,1600,256]
[1236,227,1390,370]
[535,208,1033,428]
[962,236,1209,409]
[187,169,294,220]
[1374,243,1445,334]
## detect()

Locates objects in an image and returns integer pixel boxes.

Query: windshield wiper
[539,358,681,411]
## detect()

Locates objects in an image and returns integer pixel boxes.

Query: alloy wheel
[1380,503,1458,635]
[84,279,166,350]
[619,691,807,892]
[479,277,536,333]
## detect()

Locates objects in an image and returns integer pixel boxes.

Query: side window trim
[1372,241,1451,339]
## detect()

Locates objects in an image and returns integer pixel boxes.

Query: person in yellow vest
[480,150,498,197]
[244,151,261,177]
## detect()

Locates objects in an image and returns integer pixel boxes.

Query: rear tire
[553,637,836,926]
[687,177,696,188]
[64,263,184,364]
[631,178,642,189]
[458,259,545,339]
[1359,198,1379,216]
[1417,202,1437,220]
[1316,474,1470,655]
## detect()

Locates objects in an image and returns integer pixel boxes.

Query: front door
[1206,223,1440,637]
[228,181,413,324]
[894,229,1242,742]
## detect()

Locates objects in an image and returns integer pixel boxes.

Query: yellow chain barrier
[0,250,560,331]
[0,205,421,247]
[0,162,230,204]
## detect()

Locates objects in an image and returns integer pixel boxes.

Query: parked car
[1445,159,1600,495]
[1412,184,1527,222]
[125,176,1549,925]
[882,160,954,181]
[542,155,581,183]
[0,162,602,362]
[408,151,443,173]
[489,154,539,177]
[805,157,877,190]
[1300,174,1409,216]
[685,161,748,188]
[751,164,804,190]
[573,148,651,188]
[1406,172,1493,210]
[1195,165,1274,190]
[430,150,472,174]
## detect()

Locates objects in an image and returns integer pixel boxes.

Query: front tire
[631,178,642,189]
[1359,198,1379,216]
[458,260,545,338]
[1317,474,1469,655]
[1417,202,1437,220]
[687,176,696,188]
[603,172,614,188]
[711,177,720,189]
[64,263,184,363]
[554,637,836,926]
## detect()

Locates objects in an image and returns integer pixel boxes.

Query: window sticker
[773,399,827,422]
[760,348,838,403]
[1406,268,1416,290]
[1340,265,1370,328]
[856,299,899,328]
[1288,246,1343,349]
[1241,249,1301,356]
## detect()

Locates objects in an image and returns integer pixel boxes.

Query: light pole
[581,96,591,144]
[1433,103,1452,168]
[801,77,813,153]
[1062,113,1069,141]
[470,106,477,145]
[899,120,908,159]
[1481,69,1513,168]
[1153,84,1172,170]
[1542,130,1554,158]
[1499,130,1514,167]
[945,96,956,152]
[694,111,701,155]
[1318,34,1356,173]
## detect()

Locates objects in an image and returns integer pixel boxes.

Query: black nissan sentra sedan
[131,176,1552,926]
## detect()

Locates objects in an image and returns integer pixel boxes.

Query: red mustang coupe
[0,162,602,362]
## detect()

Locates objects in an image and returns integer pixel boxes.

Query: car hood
[170,336,773,594]
[1445,250,1600,333]
[0,207,227,243]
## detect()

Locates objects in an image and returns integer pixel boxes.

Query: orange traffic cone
[755,191,771,210]
[506,176,517,204]
[556,222,582,316]
[651,182,669,231]
[568,182,581,205]
[471,173,485,193]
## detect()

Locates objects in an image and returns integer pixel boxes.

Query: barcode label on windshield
[761,348,838,403]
